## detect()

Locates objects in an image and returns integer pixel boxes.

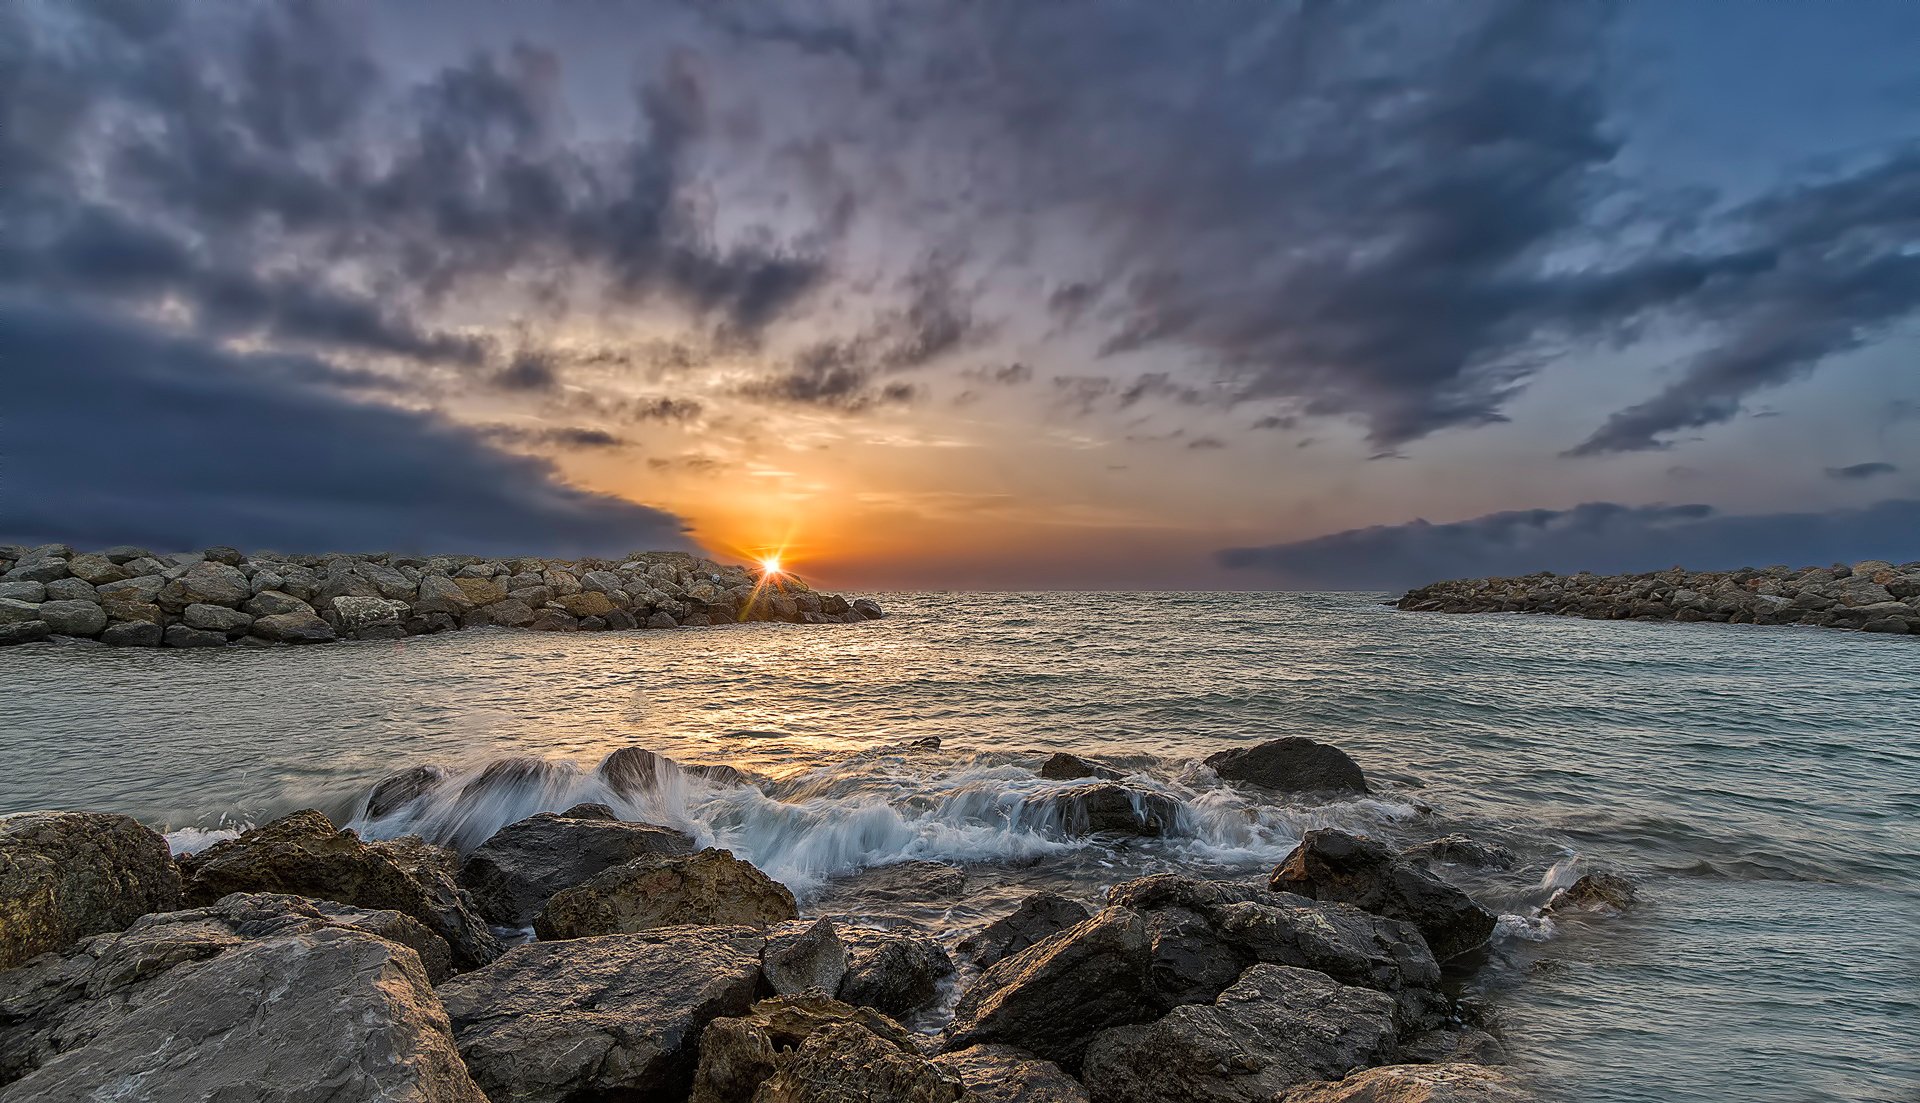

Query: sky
[4,0,1918,589]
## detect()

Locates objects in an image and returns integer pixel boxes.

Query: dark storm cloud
[0,301,690,555]
[1826,462,1899,481]
[1217,499,1920,590]
[483,424,626,450]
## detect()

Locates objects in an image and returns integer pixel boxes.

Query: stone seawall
[1396,559,1920,635]
[0,544,882,648]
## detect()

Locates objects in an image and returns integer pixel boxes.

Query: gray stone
[183,602,254,635]
[97,575,164,604]
[243,589,312,616]
[763,917,851,996]
[34,599,106,637]
[852,597,884,619]
[471,597,535,627]
[2,559,69,583]
[690,993,927,1103]
[0,598,41,625]
[1205,738,1370,794]
[98,594,163,624]
[0,582,45,602]
[251,610,337,643]
[99,545,152,564]
[1270,830,1496,962]
[0,810,182,969]
[41,577,97,602]
[101,620,164,647]
[158,561,250,610]
[414,573,475,615]
[327,594,409,638]
[459,810,696,927]
[201,545,244,565]
[164,624,229,647]
[63,553,128,585]
[438,927,768,1103]
[534,848,797,939]
[647,610,680,628]
[0,622,50,646]
[960,892,1095,969]
[946,908,1155,1067]
[580,569,626,594]
[527,608,579,632]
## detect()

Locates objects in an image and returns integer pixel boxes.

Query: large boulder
[930,1045,1090,1103]
[836,927,956,1020]
[413,574,476,615]
[250,610,337,643]
[459,809,696,927]
[946,908,1155,1068]
[0,811,182,969]
[0,894,484,1101]
[1275,1064,1538,1103]
[959,891,1094,969]
[34,599,106,637]
[1034,782,1180,837]
[1080,965,1399,1103]
[157,561,250,610]
[365,763,452,819]
[438,926,767,1103]
[690,993,923,1103]
[177,810,498,969]
[326,595,409,639]
[1270,831,1495,962]
[534,848,797,939]
[1204,738,1369,794]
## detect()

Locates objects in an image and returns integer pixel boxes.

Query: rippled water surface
[3,592,1917,1102]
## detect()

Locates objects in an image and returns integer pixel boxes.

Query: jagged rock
[837,928,955,1019]
[1204,738,1369,794]
[763,917,851,996]
[177,810,498,968]
[528,608,579,631]
[562,801,618,819]
[756,1022,962,1103]
[595,745,747,795]
[959,891,1095,968]
[535,848,797,939]
[0,894,485,1101]
[439,927,767,1103]
[1275,1063,1538,1103]
[250,610,337,643]
[0,811,182,969]
[930,1044,1090,1103]
[947,908,1155,1067]
[1035,782,1180,837]
[365,764,450,819]
[34,599,106,637]
[2,558,69,583]
[1395,1028,1508,1066]
[460,809,695,927]
[1081,965,1399,1103]
[1038,752,1122,781]
[100,620,163,646]
[1548,871,1637,913]
[1400,836,1517,870]
[157,561,250,610]
[1271,830,1495,961]
[690,993,921,1103]
[414,573,476,615]
[97,575,163,604]
[202,545,244,565]
[647,610,680,628]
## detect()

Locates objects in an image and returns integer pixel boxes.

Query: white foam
[165,824,247,855]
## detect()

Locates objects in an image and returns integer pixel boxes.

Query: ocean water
[2,592,1916,1102]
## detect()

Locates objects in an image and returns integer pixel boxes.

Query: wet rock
[1396,1028,1508,1066]
[1400,835,1517,870]
[1548,871,1637,913]
[826,860,970,905]
[594,745,746,795]
[461,809,695,927]
[1038,782,1180,837]
[0,811,182,969]
[947,908,1155,1067]
[690,993,921,1103]
[1205,737,1370,794]
[365,764,451,819]
[561,801,618,819]
[1081,965,1399,1103]
[34,599,106,637]
[0,893,484,1102]
[930,1044,1090,1103]
[157,560,250,610]
[763,917,851,996]
[163,623,229,648]
[837,928,956,1019]
[960,891,1095,969]
[250,609,337,643]
[100,620,163,647]
[438,926,766,1103]
[852,597,885,619]
[0,621,50,646]
[178,809,499,969]
[1271,830,1496,961]
[1038,752,1122,781]
[1275,1063,1538,1103]
[535,848,797,939]
[758,1021,964,1103]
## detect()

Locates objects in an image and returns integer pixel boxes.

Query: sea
[2,592,1915,1102]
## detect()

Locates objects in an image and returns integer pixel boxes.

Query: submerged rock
[1401,835,1517,870]
[0,810,182,969]
[534,848,797,939]
[1548,871,1637,913]
[364,763,451,820]
[1037,752,1122,781]
[461,809,695,927]
[1270,830,1496,962]
[1037,782,1180,837]
[959,891,1095,969]
[1204,737,1370,794]
[1275,1063,1538,1103]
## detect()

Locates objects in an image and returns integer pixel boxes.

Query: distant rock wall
[0,544,882,648]
[1397,560,1920,636]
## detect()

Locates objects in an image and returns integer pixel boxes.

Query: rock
[0,893,485,1102]
[473,596,536,627]
[414,573,476,615]
[438,926,767,1103]
[1036,782,1180,837]
[327,594,409,639]
[33,599,106,637]
[1862,617,1912,633]
[99,545,152,564]
[764,917,851,996]
[561,801,619,819]
[177,809,498,969]
[0,811,182,969]
[365,764,451,819]
[163,623,229,648]
[690,993,922,1103]
[535,848,797,939]
[1400,836,1517,870]
[243,589,313,616]
[1081,965,1399,1103]
[62,553,128,585]
[557,590,616,618]
[41,577,97,602]
[960,891,1095,969]
[100,620,164,646]
[0,599,42,625]
[1271,830,1495,961]
[947,908,1155,1067]
[930,1044,1090,1103]
[99,592,163,623]
[202,544,244,565]
[1275,1064,1538,1103]
[453,576,509,606]
[0,621,50,645]
[460,809,696,927]
[0,582,45,602]
[1548,871,1637,913]
[1395,1028,1508,1066]
[1204,738,1370,794]
[97,575,164,604]
[756,1021,964,1103]
[837,928,955,1019]
[594,745,748,795]
[527,608,579,631]
[1038,752,1122,781]
[182,602,254,635]
[157,560,250,610]
[580,569,626,594]
[2,559,69,583]
[647,610,680,628]
[250,610,337,643]
[852,597,884,619]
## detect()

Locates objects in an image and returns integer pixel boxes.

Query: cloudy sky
[6,0,1918,588]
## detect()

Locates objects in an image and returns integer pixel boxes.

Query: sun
[759,555,783,576]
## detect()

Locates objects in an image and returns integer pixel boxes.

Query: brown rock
[0,811,182,969]
[534,848,797,939]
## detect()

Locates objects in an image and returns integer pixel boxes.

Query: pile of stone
[1398,559,1920,636]
[0,739,1547,1102]
[0,543,883,648]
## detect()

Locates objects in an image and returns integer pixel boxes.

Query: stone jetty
[1397,559,1920,635]
[0,543,883,648]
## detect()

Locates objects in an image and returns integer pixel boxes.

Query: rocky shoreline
[0,737,1607,1102]
[1397,559,1920,636]
[0,543,882,648]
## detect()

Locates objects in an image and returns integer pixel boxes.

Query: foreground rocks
[458,807,696,927]
[1270,830,1497,962]
[1398,559,1920,636]
[1277,1063,1538,1103]
[0,544,884,648]
[534,848,799,939]
[0,811,182,969]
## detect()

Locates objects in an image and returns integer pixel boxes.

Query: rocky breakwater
[0,737,1566,1102]
[0,543,883,648]
[1397,559,1920,636]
